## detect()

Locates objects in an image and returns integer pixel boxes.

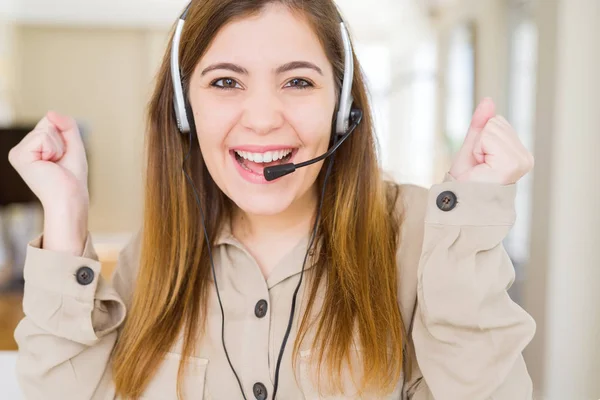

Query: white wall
[0,0,16,17]
[11,0,187,27]
[525,0,600,398]
[8,0,408,36]
[0,352,20,400]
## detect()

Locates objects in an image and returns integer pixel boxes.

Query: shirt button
[254,299,268,318]
[253,382,268,400]
[436,190,457,212]
[75,266,95,285]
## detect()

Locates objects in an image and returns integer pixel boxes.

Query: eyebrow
[200,61,323,76]
[275,61,323,76]
[201,63,249,76]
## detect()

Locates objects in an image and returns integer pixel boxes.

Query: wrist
[42,202,89,256]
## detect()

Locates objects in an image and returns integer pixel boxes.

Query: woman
[9,0,536,399]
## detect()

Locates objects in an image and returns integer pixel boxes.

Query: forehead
[198,4,332,72]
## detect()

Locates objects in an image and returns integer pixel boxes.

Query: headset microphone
[263,109,363,181]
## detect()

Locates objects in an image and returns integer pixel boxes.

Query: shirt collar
[214,216,236,246]
[214,216,318,288]
[265,235,315,289]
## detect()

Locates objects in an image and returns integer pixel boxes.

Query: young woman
[9,0,536,399]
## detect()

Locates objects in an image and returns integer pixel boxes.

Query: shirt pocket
[140,352,209,400]
[298,349,402,400]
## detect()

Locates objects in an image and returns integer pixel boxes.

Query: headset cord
[272,138,337,399]
[182,130,248,400]
[183,129,336,400]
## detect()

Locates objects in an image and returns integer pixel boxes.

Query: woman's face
[188,4,337,216]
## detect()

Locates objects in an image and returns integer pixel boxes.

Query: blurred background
[0,0,598,399]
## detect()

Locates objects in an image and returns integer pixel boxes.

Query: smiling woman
[10,0,536,399]
[189,5,338,212]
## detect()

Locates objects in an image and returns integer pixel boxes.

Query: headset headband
[171,2,354,135]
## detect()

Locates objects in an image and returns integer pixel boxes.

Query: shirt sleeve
[14,232,137,400]
[402,175,536,399]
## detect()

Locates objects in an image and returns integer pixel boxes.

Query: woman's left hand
[449,98,534,185]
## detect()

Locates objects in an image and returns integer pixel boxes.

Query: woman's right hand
[8,111,90,255]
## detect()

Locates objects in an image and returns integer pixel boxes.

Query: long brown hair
[112,0,406,398]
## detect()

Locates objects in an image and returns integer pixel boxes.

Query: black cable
[182,129,248,400]
[183,126,336,400]
[271,138,337,399]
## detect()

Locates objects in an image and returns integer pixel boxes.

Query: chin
[229,189,296,216]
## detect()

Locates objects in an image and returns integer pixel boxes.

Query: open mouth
[232,148,296,176]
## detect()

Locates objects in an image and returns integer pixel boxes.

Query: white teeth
[235,149,292,163]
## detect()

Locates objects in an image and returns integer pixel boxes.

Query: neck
[232,186,318,245]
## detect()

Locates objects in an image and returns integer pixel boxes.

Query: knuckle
[517,154,533,172]
[31,127,47,141]
[41,132,52,145]
[46,138,59,153]
[7,146,18,165]
[496,115,509,124]
[490,116,503,126]
[528,153,535,169]
[509,157,521,172]
[486,123,503,136]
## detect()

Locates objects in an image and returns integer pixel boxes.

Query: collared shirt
[14,177,536,400]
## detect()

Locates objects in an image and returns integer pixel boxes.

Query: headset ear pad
[350,109,361,124]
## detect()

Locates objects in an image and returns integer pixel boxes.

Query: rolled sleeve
[21,234,125,345]
[24,234,102,300]
[425,174,517,226]
[410,178,535,399]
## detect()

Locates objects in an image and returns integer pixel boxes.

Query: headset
[172,2,363,398]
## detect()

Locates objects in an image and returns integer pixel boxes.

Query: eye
[211,78,242,90]
[284,78,313,89]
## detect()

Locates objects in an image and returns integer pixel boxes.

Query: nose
[240,87,285,136]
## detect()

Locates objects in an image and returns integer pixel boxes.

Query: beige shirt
[14,177,536,400]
